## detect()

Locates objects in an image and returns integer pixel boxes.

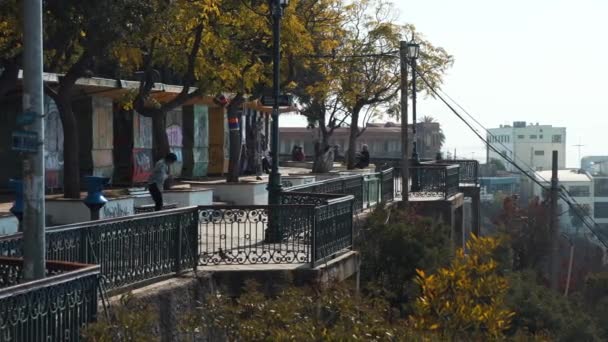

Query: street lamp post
[407,42,421,191]
[266,0,288,242]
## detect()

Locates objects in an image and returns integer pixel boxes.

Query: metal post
[550,150,560,291]
[266,0,283,242]
[399,41,409,204]
[268,0,282,203]
[411,58,419,162]
[22,0,46,280]
[410,57,421,192]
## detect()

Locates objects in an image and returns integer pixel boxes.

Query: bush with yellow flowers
[411,235,515,340]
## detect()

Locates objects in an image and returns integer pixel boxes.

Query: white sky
[282,0,608,168]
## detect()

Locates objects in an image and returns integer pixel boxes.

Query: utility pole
[573,138,584,166]
[399,41,409,204]
[22,0,46,280]
[549,150,560,291]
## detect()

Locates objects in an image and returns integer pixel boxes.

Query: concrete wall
[205,182,268,205]
[0,215,18,235]
[46,197,134,226]
[164,189,213,207]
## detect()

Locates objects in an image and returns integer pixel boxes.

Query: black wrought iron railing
[285,174,366,212]
[0,258,99,342]
[198,205,315,266]
[379,168,395,202]
[314,196,354,266]
[438,159,479,185]
[198,193,355,268]
[409,164,460,200]
[0,207,199,291]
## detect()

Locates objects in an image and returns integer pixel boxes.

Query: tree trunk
[56,92,80,199]
[346,107,361,170]
[152,110,170,162]
[226,94,245,183]
[312,141,335,173]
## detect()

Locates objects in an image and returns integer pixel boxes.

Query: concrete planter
[0,215,18,235]
[164,188,213,207]
[46,196,134,226]
[199,181,268,205]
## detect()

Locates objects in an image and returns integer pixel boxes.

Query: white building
[534,169,594,235]
[487,121,566,172]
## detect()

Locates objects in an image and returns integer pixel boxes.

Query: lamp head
[406,42,420,59]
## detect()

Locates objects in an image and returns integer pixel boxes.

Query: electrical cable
[412,65,608,248]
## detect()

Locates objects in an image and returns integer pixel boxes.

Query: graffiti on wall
[44,97,64,189]
[166,124,183,147]
[133,112,153,148]
[102,202,131,219]
[133,148,152,183]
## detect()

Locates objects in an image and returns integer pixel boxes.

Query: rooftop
[535,169,592,183]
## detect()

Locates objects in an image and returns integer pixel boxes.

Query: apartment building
[487,121,566,172]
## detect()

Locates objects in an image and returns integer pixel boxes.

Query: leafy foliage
[179,282,428,341]
[82,294,157,342]
[494,196,552,273]
[411,235,515,339]
[359,205,451,313]
[506,271,603,341]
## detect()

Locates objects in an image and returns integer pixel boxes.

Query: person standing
[148,153,178,211]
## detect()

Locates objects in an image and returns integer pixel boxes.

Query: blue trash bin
[83,176,110,220]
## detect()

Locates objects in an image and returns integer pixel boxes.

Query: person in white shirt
[148,153,177,211]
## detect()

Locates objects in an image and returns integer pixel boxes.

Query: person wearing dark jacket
[355,144,370,169]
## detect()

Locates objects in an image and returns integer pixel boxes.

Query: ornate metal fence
[285,174,368,212]
[0,258,99,342]
[439,159,479,185]
[198,205,315,265]
[313,196,354,266]
[363,173,380,208]
[0,208,199,291]
[409,164,460,200]
[380,168,395,202]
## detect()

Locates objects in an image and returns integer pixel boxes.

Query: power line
[413,65,608,248]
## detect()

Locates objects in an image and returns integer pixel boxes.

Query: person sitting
[291,145,299,161]
[148,153,178,211]
[355,144,370,169]
[294,146,305,161]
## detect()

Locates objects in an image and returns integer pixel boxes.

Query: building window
[552,135,562,143]
[595,202,608,219]
[530,135,537,139]
[595,179,608,197]
[534,150,544,156]
[539,135,543,139]
[569,185,590,197]
[518,135,524,139]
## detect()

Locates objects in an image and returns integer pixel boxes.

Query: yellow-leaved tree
[411,235,515,339]
[115,0,328,181]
